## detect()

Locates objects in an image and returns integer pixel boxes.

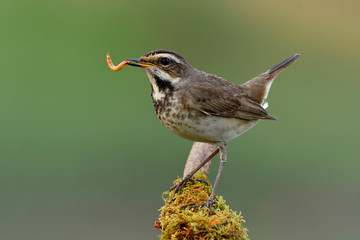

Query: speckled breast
[152,96,259,144]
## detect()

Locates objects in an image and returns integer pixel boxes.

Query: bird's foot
[191,195,217,214]
[169,175,208,204]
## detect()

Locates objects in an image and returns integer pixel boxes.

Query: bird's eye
[160,57,170,65]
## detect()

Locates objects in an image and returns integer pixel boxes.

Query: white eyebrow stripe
[156,53,181,63]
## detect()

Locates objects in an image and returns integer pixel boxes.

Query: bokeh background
[1,0,359,239]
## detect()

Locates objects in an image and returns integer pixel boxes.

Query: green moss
[155,172,249,240]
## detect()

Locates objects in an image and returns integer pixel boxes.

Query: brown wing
[182,76,277,121]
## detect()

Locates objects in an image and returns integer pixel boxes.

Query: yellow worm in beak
[107,53,130,71]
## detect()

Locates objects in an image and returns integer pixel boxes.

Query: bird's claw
[191,196,217,214]
[189,178,209,186]
[169,176,209,204]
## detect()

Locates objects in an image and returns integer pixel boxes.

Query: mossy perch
[155,172,249,240]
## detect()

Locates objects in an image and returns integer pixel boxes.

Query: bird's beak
[126,59,154,68]
[107,53,154,72]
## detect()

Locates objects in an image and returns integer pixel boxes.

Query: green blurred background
[1,0,359,239]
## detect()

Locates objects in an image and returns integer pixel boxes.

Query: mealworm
[107,53,130,71]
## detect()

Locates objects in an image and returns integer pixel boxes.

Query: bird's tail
[240,54,300,105]
[268,54,300,80]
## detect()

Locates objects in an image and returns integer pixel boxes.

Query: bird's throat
[153,75,174,93]
[146,72,174,102]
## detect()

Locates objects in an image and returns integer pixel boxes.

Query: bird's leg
[169,148,220,204]
[192,142,227,214]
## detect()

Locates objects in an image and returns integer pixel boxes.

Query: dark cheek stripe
[154,74,174,92]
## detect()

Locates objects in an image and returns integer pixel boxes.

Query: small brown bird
[107,50,300,213]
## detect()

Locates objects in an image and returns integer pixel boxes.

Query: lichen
[155,172,249,240]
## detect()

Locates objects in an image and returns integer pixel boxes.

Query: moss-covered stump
[155,172,249,240]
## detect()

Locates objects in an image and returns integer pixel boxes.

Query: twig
[183,142,217,178]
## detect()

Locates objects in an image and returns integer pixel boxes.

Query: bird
[106,50,300,213]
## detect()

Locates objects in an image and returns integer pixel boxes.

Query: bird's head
[108,49,193,101]
[128,49,192,81]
